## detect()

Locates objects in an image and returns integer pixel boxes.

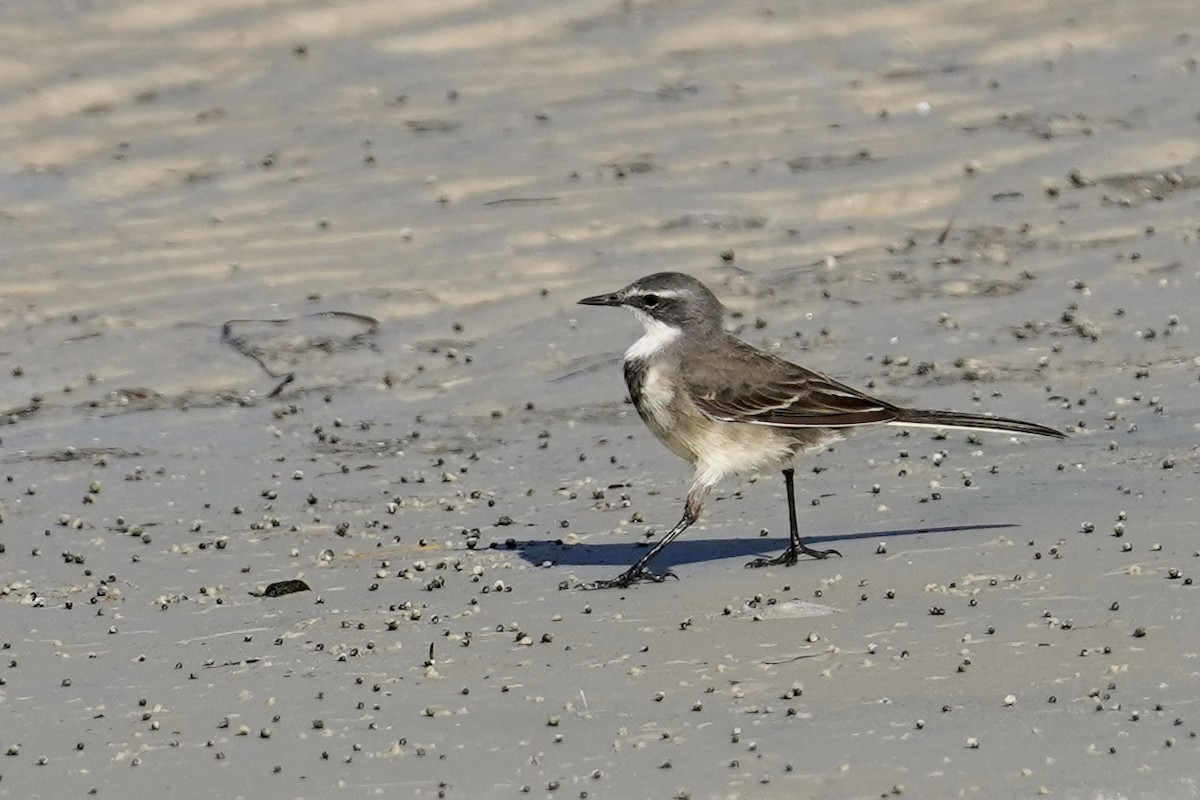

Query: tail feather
[890,408,1065,439]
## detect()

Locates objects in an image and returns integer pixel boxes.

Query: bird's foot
[745,543,841,569]
[582,566,678,590]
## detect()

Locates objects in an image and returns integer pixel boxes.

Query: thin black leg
[584,510,694,589]
[746,468,841,568]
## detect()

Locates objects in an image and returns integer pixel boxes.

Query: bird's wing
[683,340,900,428]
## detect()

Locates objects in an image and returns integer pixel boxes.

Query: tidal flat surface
[1,2,1199,798]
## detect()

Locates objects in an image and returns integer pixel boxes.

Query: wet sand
[2,1,1199,798]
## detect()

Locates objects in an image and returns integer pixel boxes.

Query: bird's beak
[577,291,623,307]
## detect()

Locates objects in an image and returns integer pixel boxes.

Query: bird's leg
[585,480,711,589]
[583,511,692,589]
[746,467,841,568]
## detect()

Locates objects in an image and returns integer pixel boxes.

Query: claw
[803,545,841,560]
[745,552,797,569]
[744,544,841,569]
[582,567,678,590]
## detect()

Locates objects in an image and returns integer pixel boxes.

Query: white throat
[624,309,682,362]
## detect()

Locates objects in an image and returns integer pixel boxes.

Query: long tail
[889,408,1065,439]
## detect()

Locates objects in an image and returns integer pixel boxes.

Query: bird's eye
[642,294,660,308]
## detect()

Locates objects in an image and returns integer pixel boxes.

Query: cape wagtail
[578,271,1064,589]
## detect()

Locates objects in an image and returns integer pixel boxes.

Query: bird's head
[578,272,724,334]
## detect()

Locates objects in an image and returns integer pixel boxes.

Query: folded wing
[684,341,900,428]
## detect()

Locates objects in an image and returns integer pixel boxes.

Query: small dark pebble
[257,579,311,598]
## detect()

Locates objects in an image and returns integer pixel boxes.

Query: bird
[577,271,1065,589]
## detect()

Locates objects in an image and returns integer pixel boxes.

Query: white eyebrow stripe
[627,288,683,299]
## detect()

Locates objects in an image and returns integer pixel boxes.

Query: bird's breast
[623,358,695,461]
[624,359,676,426]
[623,356,839,473]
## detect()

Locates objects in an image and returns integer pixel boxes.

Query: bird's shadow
[507,523,1018,571]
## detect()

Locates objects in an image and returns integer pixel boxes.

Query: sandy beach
[2,1,1199,797]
